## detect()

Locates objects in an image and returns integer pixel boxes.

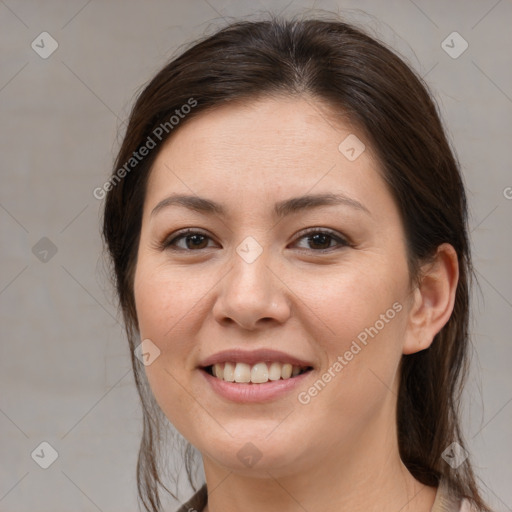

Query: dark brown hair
[102,13,491,512]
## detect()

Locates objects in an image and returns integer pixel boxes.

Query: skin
[133,95,459,512]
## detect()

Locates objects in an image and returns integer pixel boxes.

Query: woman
[102,14,492,512]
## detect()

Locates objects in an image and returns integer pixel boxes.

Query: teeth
[251,362,268,383]
[234,362,251,383]
[268,362,282,381]
[211,362,308,384]
[281,363,292,379]
[223,362,235,382]
[213,363,224,380]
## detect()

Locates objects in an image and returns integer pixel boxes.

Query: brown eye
[293,229,350,252]
[162,229,215,251]
[181,233,209,250]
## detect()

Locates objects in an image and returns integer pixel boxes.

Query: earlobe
[402,243,459,355]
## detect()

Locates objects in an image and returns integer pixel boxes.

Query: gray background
[1,1,511,511]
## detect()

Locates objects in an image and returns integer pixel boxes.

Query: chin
[197,432,309,477]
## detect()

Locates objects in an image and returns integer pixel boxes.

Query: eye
[292,228,350,252]
[161,229,217,251]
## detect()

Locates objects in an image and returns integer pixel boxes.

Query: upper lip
[198,348,314,368]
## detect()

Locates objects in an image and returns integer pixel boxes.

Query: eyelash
[159,228,351,254]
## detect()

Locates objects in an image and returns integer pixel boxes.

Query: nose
[212,244,292,330]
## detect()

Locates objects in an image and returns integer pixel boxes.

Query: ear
[402,243,459,355]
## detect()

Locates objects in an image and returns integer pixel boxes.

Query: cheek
[133,261,200,403]
[134,260,203,345]
[299,261,406,349]
[293,263,407,417]
[133,261,210,437]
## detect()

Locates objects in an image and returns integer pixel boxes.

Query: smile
[204,361,313,384]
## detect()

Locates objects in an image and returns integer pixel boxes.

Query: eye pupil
[187,234,207,249]
[309,233,331,249]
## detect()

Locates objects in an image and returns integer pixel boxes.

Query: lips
[200,362,314,402]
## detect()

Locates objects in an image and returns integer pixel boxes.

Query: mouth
[201,362,314,384]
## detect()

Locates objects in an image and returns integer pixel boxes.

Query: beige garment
[431,477,477,512]
[175,477,476,512]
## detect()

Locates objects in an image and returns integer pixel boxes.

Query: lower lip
[199,368,313,403]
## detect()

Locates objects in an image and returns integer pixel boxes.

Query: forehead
[144,95,394,221]
[155,95,357,166]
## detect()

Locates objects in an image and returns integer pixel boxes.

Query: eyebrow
[150,192,371,219]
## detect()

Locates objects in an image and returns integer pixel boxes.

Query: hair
[101,13,491,512]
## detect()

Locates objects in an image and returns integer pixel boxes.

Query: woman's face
[134,96,417,477]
